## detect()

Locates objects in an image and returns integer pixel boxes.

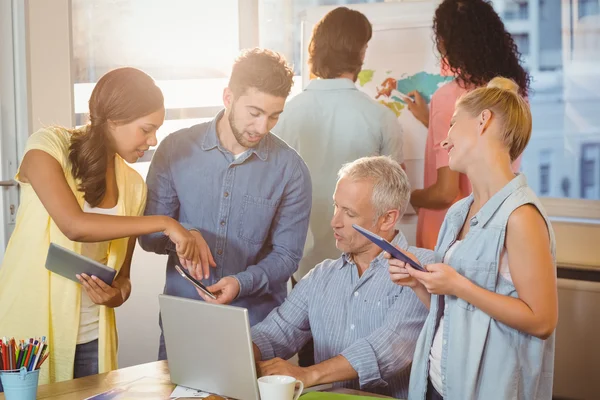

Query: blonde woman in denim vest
[387,77,557,400]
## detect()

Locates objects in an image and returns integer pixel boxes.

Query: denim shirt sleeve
[341,286,427,389]
[381,108,404,165]
[250,269,313,361]
[234,158,312,298]
[138,137,192,254]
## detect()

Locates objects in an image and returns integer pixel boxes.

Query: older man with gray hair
[251,156,432,399]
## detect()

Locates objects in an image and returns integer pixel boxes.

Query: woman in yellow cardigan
[0,67,214,385]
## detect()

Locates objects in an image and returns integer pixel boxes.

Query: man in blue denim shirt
[139,49,312,360]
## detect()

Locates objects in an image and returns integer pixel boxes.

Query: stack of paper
[169,385,212,398]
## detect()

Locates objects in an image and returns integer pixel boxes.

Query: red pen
[10,338,17,370]
[0,340,5,370]
[7,339,13,370]
[23,340,33,371]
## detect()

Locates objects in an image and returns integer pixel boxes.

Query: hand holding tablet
[45,243,117,285]
[352,224,428,272]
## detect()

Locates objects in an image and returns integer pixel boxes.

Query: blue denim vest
[409,174,556,400]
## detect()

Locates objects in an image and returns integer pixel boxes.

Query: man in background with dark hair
[272,7,405,366]
[140,48,312,361]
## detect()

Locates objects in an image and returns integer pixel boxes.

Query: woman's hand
[407,263,466,296]
[164,220,216,280]
[163,218,199,266]
[189,230,217,280]
[406,90,429,128]
[78,273,131,308]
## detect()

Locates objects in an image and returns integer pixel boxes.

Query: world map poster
[355,24,452,200]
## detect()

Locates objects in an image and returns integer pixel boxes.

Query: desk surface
[0,361,392,399]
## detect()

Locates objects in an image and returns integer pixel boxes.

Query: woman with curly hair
[408,0,529,250]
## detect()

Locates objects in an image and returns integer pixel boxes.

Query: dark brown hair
[434,0,530,96]
[69,67,164,207]
[228,48,294,98]
[309,7,372,79]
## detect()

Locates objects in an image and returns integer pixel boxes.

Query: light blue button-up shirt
[273,78,404,279]
[139,111,312,326]
[409,174,557,400]
[252,232,432,399]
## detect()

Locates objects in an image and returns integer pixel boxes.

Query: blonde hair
[456,77,532,161]
[338,156,410,220]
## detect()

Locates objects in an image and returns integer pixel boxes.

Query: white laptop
[158,294,260,400]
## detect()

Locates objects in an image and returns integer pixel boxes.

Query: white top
[77,202,118,345]
[429,241,512,395]
[234,151,248,160]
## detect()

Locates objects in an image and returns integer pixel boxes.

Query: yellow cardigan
[0,127,147,384]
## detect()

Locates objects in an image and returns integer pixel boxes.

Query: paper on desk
[170,385,212,398]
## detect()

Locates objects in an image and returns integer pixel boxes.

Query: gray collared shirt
[139,111,312,326]
[252,232,432,399]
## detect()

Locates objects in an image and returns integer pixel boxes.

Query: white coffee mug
[257,375,304,400]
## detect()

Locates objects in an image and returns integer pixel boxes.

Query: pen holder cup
[0,367,39,400]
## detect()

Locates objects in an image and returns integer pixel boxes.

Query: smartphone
[174,264,217,300]
[352,224,427,272]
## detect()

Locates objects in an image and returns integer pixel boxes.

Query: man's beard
[228,104,262,149]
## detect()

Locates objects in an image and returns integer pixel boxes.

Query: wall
[115,163,167,368]
[27,0,74,130]
[115,244,167,367]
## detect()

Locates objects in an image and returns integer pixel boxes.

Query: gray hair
[338,156,411,220]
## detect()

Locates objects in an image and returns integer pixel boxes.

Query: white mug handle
[293,380,304,400]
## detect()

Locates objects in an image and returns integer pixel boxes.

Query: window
[581,143,600,199]
[513,33,531,56]
[501,0,529,20]
[496,0,600,204]
[579,0,599,18]
[71,0,247,159]
[539,150,552,196]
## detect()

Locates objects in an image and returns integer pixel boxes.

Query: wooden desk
[0,361,392,399]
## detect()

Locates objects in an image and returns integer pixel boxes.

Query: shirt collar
[475,173,528,227]
[450,173,528,230]
[339,230,409,269]
[201,109,270,161]
[305,78,358,92]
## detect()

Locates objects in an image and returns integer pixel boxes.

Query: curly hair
[433,0,530,96]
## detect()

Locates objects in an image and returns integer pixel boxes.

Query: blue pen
[15,343,24,369]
